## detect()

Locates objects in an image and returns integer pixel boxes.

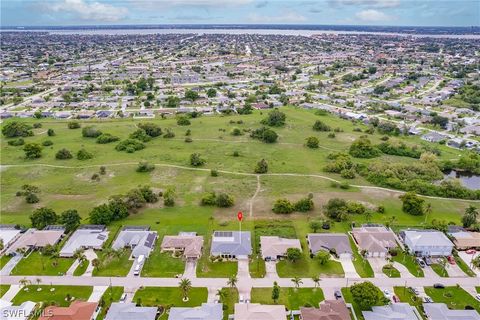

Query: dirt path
[2,162,479,203]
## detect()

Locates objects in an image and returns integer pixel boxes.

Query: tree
[312,120,331,132]
[215,193,235,208]
[129,129,151,142]
[462,205,479,228]
[55,148,73,160]
[25,192,40,204]
[261,109,286,127]
[136,161,155,172]
[294,197,314,212]
[177,116,191,126]
[190,153,206,167]
[185,90,199,101]
[82,126,102,138]
[77,148,93,160]
[207,88,217,98]
[312,275,321,288]
[2,121,33,137]
[305,136,319,149]
[163,187,175,207]
[350,281,382,310]
[272,198,294,214]
[349,136,380,158]
[138,123,162,137]
[92,258,100,270]
[47,129,55,136]
[272,281,280,303]
[315,251,331,265]
[89,204,113,225]
[23,143,42,159]
[472,255,480,270]
[60,209,81,232]
[96,133,120,144]
[254,159,268,174]
[250,127,278,143]
[309,221,322,233]
[166,95,180,108]
[324,198,348,222]
[227,275,238,289]
[179,278,192,302]
[30,207,58,229]
[399,192,425,216]
[286,248,302,263]
[291,277,302,289]
[68,121,81,129]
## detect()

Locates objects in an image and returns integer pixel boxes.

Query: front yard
[92,248,133,277]
[141,250,185,277]
[97,286,124,320]
[425,286,480,312]
[251,287,324,310]
[348,236,374,278]
[11,285,92,307]
[390,250,424,277]
[10,251,75,276]
[0,255,12,269]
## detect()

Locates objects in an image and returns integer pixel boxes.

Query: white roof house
[5,228,64,255]
[0,226,21,254]
[260,236,301,260]
[401,230,454,257]
[234,303,287,320]
[105,303,157,320]
[111,226,157,258]
[210,231,252,259]
[168,303,223,320]
[59,225,109,257]
[423,303,480,320]
[363,303,422,320]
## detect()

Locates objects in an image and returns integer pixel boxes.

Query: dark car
[433,283,445,289]
[334,290,342,300]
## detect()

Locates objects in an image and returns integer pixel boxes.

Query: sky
[1,0,479,27]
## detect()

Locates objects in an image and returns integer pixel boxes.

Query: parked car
[476,294,480,301]
[120,293,127,303]
[423,296,433,303]
[334,290,342,300]
[433,283,445,289]
[424,257,432,266]
[416,258,426,268]
[466,249,476,254]
[447,256,456,265]
[383,289,392,299]
[392,295,400,303]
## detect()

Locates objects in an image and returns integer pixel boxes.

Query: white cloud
[248,11,307,23]
[355,8,392,22]
[48,0,128,22]
[331,0,400,8]
[128,0,253,8]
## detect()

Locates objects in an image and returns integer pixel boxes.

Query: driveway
[339,257,360,279]
[367,257,388,278]
[458,251,479,277]
[422,266,440,278]
[238,258,250,278]
[446,263,468,277]
[265,261,278,278]
[88,286,108,302]
[1,285,21,301]
[83,249,98,277]
[392,262,414,278]
[0,254,23,276]
[183,259,197,279]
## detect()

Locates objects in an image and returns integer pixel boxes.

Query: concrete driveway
[446,263,468,277]
[83,249,98,277]
[88,286,108,302]
[458,251,479,277]
[367,257,388,278]
[183,259,197,278]
[1,285,21,301]
[238,258,250,278]
[0,254,23,276]
[339,257,360,278]
[392,262,414,278]
[265,261,278,278]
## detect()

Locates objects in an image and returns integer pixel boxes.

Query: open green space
[393,287,425,319]
[11,285,92,307]
[349,236,374,278]
[425,286,480,312]
[97,286,124,320]
[10,251,75,276]
[0,255,12,269]
[251,287,324,310]
[92,248,132,277]
[133,287,208,320]
[390,250,424,277]
[277,255,344,278]
[141,250,185,277]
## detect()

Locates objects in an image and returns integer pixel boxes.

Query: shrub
[77,148,93,160]
[324,152,354,173]
[294,197,314,212]
[177,116,191,126]
[272,198,294,214]
[185,137,193,143]
[138,123,162,137]
[163,188,175,207]
[312,120,331,132]
[56,148,73,160]
[349,136,380,158]
[91,173,100,181]
[68,121,81,129]
[2,121,33,137]
[163,130,175,138]
[190,153,206,167]
[231,128,243,136]
[47,129,55,136]
[327,133,336,138]
[305,136,319,149]
[96,133,120,144]
[82,126,102,138]
[233,151,240,157]
[33,123,42,128]
[136,161,155,172]
[399,192,425,216]
[340,168,356,179]
[254,159,268,174]
[7,138,24,146]
[286,248,302,262]
[42,140,53,146]
[216,193,235,207]
[201,192,217,206]
[115,139,145,153]
[25,192,40,204]
[99,166,106,175]
[23,143,42,159]
[261,109,286,127]
[129,129,151,142]
[250,127,278,143]
[211,169,219,177]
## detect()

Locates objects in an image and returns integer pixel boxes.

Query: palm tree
[179,278,192,302]
[92,258,100,270]
[291,277,303,289]
[312,275,321,289]
[227,275,238,290]
[216,289,227,302]
[424,203,432,224]
[19,278,30,288]
[35,278,42,286]
[51,251,60,267]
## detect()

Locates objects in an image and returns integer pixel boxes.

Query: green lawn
[453,252,476,277]
[430,263,449,277]
[341,284,387,320]
[382,265,400,278]
[425,286,480,312]
[93,249,133,277]
[219,288,239,320]
[0,255,12,269]
[349,236,374,278]
[277,256,344,278]
[97,286,124,320]
[249,254,266,278]
[11,285,92,307]
[390,250,424,277]
[142,250,185,277]
[251,287,324,310]
[73,260,89,276]
[11,251,75,276]
[133,287,208,320]
[1,285,10,297]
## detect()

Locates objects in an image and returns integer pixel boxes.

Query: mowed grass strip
[11,285,92,307]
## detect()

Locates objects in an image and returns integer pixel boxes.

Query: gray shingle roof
[211,231,252,256]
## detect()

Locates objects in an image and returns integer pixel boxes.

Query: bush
[261,109,286,127]
[250,127,278,143]
[115,139,145,153]
[129,129,151,142]
[294,197,314,212]
[340,168,356,179]
[99,166,106,175]
[231,128,243,136]
[185,137,193,143]
[91,173,100,181]
[233,151,240,157]
[324,152,354,173]
[2,121,33,137]
[163,188,175,207]
[47,128,55,136]
[399,192,425,216]
[42,140,53,146]
[96,133,120,144]
[211,169,218,177]
[286,248,302,262]
[23,143,42,159]
[216,193,235,207]
[33,123,42,128]
[254,159,268,174]
[7,138,24,146]
[82,126,102,138]
[56,148,73,160]
[190,153,206,167]
[68,121,81,129]
[201,192,217,206]
[136,161,155,172]
[177,116,191,126]
[138,123,162,137]
[312,120,331,132]
[25,192,40,204]
[77,148,93,160]
[163,130,175,138]
[272,198,294,214]
[305,136,319,149]
[349,136,380,158]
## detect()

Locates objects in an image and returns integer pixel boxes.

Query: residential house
[210,231,252,259]
[300,300,351,320]
[0,225,22,254]
[423,303,480,320]
[448,227,480,250]
[105,303,157,320]
[160,232,204,259]
[38,301,98,320]
[351,226,397,257]
[111,226,157,258]
[401,229,454,257]
[234,303,287,320]
[168,303,223,320]
[5,227,65,255]
[259,236,302,261]
[59,225,109,257]
[362,303,422,320]
[307,233,353,259]
[0,300,36,320]
[421,132,448,143]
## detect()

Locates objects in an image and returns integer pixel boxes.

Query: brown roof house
[234,303,287,320]
[161,232,204,259]
[39,301,98,320]
[307,233,353,259]
[5,227,64,255]
[351,226,397,257]
[448,228,480,250]
[260,236,302,261]
[300,300,351,320]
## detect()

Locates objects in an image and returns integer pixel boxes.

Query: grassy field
[425,286,480,312]
[92,249,133,277]
[430,263,449,277]
[97,286,124,320]
[251,287,324,310]
[73,260,89,276]
[11,285,92,307]
[11,251,75,276]
[142,250,185,277]
[133,287,208,320]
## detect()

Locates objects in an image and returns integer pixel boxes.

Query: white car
[383,289,392,299]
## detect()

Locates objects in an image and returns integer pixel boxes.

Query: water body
[443,170,480,190]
